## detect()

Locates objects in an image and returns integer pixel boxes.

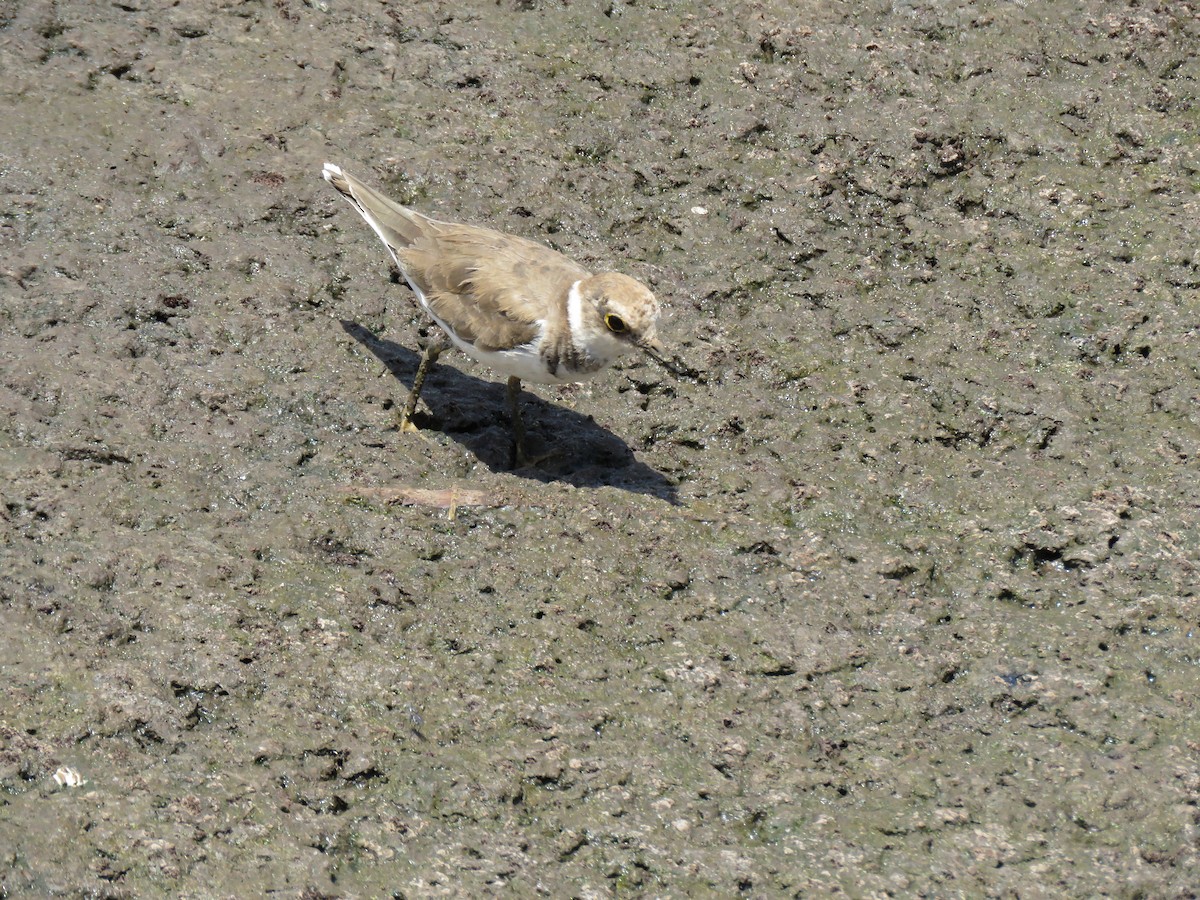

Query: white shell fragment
[52,766,87,788]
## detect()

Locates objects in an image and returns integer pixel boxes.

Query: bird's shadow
[341,321,679,503]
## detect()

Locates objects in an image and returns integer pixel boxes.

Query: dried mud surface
[3,0,1199,896]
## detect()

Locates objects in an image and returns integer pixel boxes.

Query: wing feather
[326,165,590,353]
[399,226,589,352]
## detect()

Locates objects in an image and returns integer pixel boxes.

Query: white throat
[566,280,586,337]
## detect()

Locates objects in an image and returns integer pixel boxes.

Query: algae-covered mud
[3,1,1199,895]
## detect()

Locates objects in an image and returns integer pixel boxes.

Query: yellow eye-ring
[604,314,628,334]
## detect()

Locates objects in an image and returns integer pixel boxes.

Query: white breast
[462,340,583,384]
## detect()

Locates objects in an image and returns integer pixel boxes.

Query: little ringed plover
[323,162,683,465]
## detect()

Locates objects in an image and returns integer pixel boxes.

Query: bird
[322,162,683,466]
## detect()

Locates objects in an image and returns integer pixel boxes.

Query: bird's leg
[399,333,451,433]
[506,375,529,466]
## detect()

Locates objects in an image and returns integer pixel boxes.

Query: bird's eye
[604,314,628,334]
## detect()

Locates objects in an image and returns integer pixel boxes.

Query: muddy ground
[2,0,1199,896]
